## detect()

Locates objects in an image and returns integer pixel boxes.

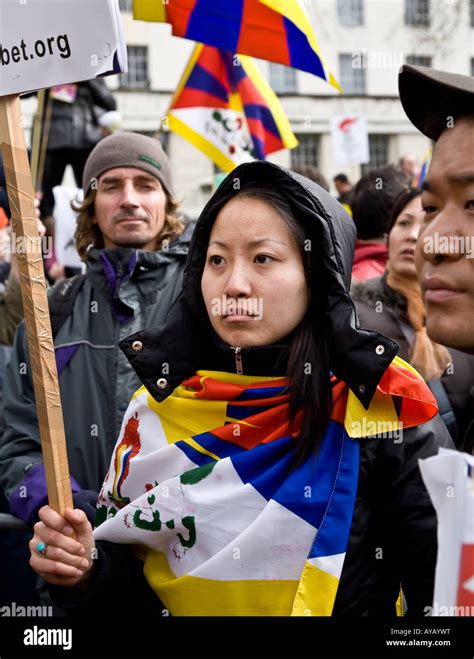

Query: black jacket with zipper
[49,162,454,616]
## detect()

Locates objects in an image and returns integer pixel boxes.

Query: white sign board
[53,186,85,271]
[0,0,127,96]
[330,114,369,166]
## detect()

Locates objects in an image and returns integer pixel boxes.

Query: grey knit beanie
[82,131,174,197]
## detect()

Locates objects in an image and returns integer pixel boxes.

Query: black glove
[72,489,99,525]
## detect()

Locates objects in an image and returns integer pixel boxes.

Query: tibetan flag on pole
[133,0,340,90]
[167,44,298,172]
[419,448,474,616]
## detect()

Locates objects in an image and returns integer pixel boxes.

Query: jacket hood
[121,162,398,408]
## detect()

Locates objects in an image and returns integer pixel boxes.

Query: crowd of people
[0,63,472,617]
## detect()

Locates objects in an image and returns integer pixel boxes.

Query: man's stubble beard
[112,234,158,250]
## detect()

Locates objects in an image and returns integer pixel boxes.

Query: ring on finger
[36,542,47,556]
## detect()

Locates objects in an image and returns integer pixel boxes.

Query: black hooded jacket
[49,162,453,617]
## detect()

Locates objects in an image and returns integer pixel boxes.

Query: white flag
[419,448,474,616]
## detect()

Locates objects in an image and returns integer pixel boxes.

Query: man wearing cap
[0,131,194,527]
[398,65,474,450]
[399,66,474,353]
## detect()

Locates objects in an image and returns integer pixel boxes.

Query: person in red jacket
[351,165,406,282]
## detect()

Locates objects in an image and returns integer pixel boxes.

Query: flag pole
[154,83,182,138]
[35,93,54,194]
[30,90,46,191]
[154,44,202,138]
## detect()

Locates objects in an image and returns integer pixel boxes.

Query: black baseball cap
[398,64,474,141]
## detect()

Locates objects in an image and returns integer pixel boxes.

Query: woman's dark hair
[387,187,422,237]
[208,184,332,466]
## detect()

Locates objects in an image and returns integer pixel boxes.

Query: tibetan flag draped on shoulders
[94,356,437,616]
[133,0,340,90]
[167,44,298,172]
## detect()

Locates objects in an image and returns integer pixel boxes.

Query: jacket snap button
[358,384,366,394]
[132,340,143,353]
[157,378,168,389]
[375,344,385,355]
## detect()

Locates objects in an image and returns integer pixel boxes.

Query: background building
[22,0,474,217]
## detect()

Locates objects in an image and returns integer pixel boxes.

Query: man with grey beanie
[0,132,194,538]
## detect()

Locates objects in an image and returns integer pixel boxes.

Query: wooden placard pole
[35,93,54,194]
[0,95,73,517]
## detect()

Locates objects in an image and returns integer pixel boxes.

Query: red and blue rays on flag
[168,44,298,171]
[133,0,340,90]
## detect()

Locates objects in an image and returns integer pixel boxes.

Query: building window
[337,0,364,26]
[291,134,320,168]
[268,63,297,94]
[339,54,366,95]
[360,135,390,175]
[471,58,474,77]
[405,0,430,27]
[119,0,133,11]
[405,55,432,67]
[120,46,149,89]
[471,0,474,26]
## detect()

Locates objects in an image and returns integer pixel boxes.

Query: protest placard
[0,0,127,518]
[331,114,369,166]
[0,0,126,96]
[419,449,474,616]
[53,186,85,271]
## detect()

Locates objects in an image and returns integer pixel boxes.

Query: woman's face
[388,195,424,278]
[201,196,310,348]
